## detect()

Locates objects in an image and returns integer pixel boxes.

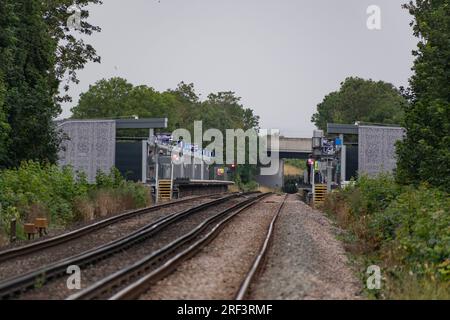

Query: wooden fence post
[10,219,17,243]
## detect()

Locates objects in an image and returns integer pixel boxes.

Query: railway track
[109,193,287,301]
[0,193,239,280]
[71,192,271,300]
[0,193,225,264]
[235,194,287,300]
[0,192,258,299]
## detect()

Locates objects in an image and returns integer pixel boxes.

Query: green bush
[239,181,259,192]
[351,173,402,215]
[373,186,450,275]
[325,174,450,298]
[0,161,150,238]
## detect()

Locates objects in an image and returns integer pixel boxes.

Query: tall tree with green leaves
[71,77,183,132]
[396,0,450,189]
[0,0,14,166]
[0,77,10,166]
[0,0,101,167]
[71,78,260,134]
[43,0,102,103]
[3,0,61,166]
[312,77,406,132]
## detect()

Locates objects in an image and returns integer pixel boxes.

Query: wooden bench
[23,223,37,240]
[34,218,49,237]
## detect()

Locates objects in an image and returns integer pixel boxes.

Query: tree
[396,0,450,189]
[201,91,260,184]
[0,0,101,167]
[1,0,62,166]
[71,78,135,119]
[71,77,183,132]
[71,78,260,134]
[202,91,259,131]
[43,0,102,103]
[311,77,407,131]
[0,76,10,166]
[0,0,13,166]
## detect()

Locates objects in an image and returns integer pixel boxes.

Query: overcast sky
[61,0,418,137]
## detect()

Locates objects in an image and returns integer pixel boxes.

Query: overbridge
[267,136,312,159]
[256,136,312,189]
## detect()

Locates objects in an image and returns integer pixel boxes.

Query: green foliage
[371,186,450,269]
[0,0,59,167]
[311,77,406,132]
[238,180,259,192]
[350,174,402,216]
[284,159,307,170]
[0,162,83,227]
[95,167,123,189]
[396,1,450,190]
[0,0,101,168]
[325,174,450,298]
[43,0,102,103]
[0,76,10,165]
[0,161,149,237]
[71,78,260,134]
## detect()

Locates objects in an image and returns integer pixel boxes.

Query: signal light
[172,154,180,162]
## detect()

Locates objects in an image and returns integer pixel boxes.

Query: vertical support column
[141,140,147,183]
[155,149,159,204]
[181,161,185,178]
[10,219,16,243]
[326,161,332,192]
[170,162,174,200]
[310,162,315,201]
[191,154,195,180]
[200,158,204,180]
[149,129,154,144]
[340,134,346,185]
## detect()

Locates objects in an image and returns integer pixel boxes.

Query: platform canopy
[115,118,168,129]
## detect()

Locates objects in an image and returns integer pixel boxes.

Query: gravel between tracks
[139,194,284,300]
[0,197,212,281]
[18,197,246,300]
[249,194,361,300]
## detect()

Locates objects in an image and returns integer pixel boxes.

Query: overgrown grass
[0,161,150,242]
[324,174,450,299]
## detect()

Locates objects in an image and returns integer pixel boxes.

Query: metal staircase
[313,184,327,207]
[157,179,172,202]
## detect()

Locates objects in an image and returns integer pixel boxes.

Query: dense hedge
[0,161,149,239]
[324,174,449,298]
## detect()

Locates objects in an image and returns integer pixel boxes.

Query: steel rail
[0,193,227,263]
[101,193,271,300]
[0,192,248,299]
[234,194,287,300]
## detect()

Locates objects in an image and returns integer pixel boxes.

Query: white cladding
[358,125,405,176]
[57,120,116,182]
